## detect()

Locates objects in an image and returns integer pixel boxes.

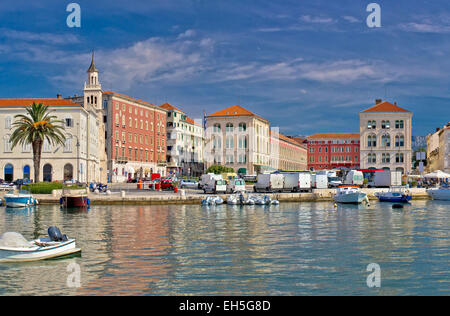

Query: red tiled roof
[207,105,267,122]
[361,101,410,113]
[103,91,159,108]
[160,103,185,113]
[308,133,360,140]
[0,98,81,107]
[271,132,307,149]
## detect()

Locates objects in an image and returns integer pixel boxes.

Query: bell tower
[84,51,102,110]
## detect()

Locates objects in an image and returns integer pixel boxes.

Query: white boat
[426,185,450,201]
[226,194,240,205]
[4,189,38,208]
[334,185,369,204]
[0,228,80,263]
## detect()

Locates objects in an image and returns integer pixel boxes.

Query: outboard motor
[48,226,68,242]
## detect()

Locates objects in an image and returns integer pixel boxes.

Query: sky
[0,0,449,136]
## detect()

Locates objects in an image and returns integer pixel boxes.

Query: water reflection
[0,201,448,295]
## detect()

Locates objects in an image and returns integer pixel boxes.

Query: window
[395,153,404,163]
[395,120,404,129]
[368,120,376,129]
[381,120,390,129]
[239,123,247,132]
[65,117,73,127]
[382,153,390,163]
[239,136,247,149]
[381,134,391,147]
[3,135,12,152]
[395,135,404,147]
[64,137,73,152]
[368,153,376,164]
[43,139,51,153]
[226,136,234,149]
[214,124,221,133]
[368,134,377,147]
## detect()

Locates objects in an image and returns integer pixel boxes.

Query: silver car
[179,179,199,189]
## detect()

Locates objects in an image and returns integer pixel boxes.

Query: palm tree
[10,102,66,183]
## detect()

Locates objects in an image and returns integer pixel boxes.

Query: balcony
[115,156,128,164]
[157,160,167,166]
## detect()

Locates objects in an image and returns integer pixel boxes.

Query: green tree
[206,165,235,175]
[10,102,66,183]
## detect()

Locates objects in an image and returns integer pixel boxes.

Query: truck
[282,172,312,192]
[369,170,403,187]
[254,173,284,193]
[311,174,328,189]
[203,178,227,194]
[344,170,364,186]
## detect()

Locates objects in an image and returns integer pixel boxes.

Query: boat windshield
[6,189,31,195]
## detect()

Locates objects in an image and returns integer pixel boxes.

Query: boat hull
[61,196,89,208]
[377,195,412,203]
[427,189,450,201]
[334,192,367,204]
[0,239,80,263]
[4,195,37,208]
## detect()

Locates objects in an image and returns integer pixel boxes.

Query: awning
[424,170,450,179]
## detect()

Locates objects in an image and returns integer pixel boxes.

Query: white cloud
[399,22,450,33]
[0,28,80,44]
[342,16,360,23]
[300,15,335,24]
[177,29,196,39]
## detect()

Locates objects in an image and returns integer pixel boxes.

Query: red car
[160,179,176,191]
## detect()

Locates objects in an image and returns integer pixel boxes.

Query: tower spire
[87,50,99,73]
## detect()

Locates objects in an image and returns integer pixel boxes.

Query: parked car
[161,179,176,191]
[227,178,246,193]
[254,173,284,193]
[179,179,199,189]
[199,173,223,189]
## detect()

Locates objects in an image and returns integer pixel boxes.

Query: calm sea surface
[0,201,448,296]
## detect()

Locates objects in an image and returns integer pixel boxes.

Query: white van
[283,172,312,192]
[227,179,246,193]
[199,173,222,189]
[254,174,284,193]
[203,179,227,194]
[344,170,364,186]
[311,174,328,189]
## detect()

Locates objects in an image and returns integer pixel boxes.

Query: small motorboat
[334,185,369,204]
[427,185,450,201]
[4,189,38,208]
[375,187,412,203]
[60,186,90,208]
[201,196,224,206]
[226,194,240,205]
[0,226,81,263]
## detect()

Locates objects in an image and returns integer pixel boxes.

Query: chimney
[375,99,382,104]
[394,101,397,106]
[57,94,62,99]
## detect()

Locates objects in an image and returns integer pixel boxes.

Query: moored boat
[0,226,81,263]
[334,185,369,204]
[4,190,38,208]
[60,187,90,208]
[375,187,412,203]
[426,185,450,201]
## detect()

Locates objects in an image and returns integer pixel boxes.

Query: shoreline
[9,188,430,205]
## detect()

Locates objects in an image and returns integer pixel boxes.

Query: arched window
[213,123,221,133]
[23,165,30,181]
[226,123,234,133]
[4,163,13,182]
[43,164,52,182]
[239,123,247,132]
[63,164,74,181]
[381,134,391,147]
[367,134,377,147]
[382,153,390,163]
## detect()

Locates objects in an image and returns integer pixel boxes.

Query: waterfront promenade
[0,187,430,205]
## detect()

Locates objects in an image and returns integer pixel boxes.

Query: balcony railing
[115,156,128,164]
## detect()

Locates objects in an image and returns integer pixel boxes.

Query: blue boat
[375,189,412,203]
[4,190,38,208]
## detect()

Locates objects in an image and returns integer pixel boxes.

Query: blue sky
[0,0,449,136]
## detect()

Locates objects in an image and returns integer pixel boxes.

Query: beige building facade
[0,98,102,183]
[206,105,271,175]
[359,100,413,174]
[427,123,450,173]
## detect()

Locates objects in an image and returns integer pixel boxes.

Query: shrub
[206,165,235,175]
[25,182,84,194]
